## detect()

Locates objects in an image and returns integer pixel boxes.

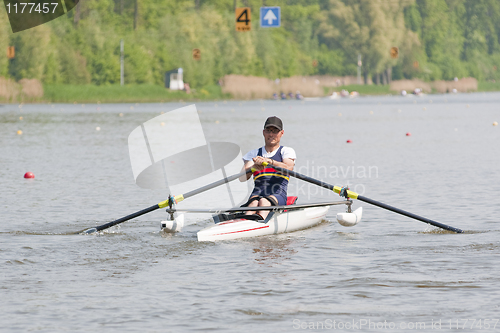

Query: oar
[76,167,256,234]
[264,163,463,233]
[165,200,349,214]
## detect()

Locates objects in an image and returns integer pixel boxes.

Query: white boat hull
[197,206,330,242]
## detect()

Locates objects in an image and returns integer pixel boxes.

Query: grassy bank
[4,80,499,104]
[477,81,500,92]
[42,84,230,103]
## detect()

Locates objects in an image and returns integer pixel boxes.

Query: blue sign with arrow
[260,7,280,28]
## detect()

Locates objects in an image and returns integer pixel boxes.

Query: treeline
[1,0,500,89]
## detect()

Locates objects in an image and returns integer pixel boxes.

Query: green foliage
[2,0,500,91]
[315,44,344,75]
[8,25,51,80]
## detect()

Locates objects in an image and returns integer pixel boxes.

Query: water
[1,93,500,332]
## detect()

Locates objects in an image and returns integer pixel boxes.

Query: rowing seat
[286,196,298,205]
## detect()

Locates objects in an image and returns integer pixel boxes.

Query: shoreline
[1,81,500,105]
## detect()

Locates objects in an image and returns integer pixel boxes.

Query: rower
[240,116,296,219]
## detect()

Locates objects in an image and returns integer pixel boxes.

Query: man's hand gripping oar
[263,162,463,233]
[75,167,256,234]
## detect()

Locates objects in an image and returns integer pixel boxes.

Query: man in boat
[240,116,296,219]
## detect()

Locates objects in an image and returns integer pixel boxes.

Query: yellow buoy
[17,130,23,135]
[493,121,498,126]
[19,116,23,120]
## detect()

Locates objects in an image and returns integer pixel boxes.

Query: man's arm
[270,157,294,171]
[239,160,254,181]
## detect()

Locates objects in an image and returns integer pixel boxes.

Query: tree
[318,0,416,83]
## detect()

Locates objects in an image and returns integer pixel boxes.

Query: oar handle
[264,163,463,234]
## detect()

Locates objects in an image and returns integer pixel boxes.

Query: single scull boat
[160,197,363,242]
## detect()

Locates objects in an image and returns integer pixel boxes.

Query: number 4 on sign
[235,7,251,31]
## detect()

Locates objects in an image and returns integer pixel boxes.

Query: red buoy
[24,172,35,179]
[406,132,411,136]
[346,139,352,143]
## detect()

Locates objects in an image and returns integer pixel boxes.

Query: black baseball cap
[264,116,283,130]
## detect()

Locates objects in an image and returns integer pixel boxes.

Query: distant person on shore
[184,83,191,94]
[240,116,296,220]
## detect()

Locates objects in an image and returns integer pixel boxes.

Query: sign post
[7,46,15,59]
[192,48,201,61]
[260,7,280,28]
[390,47,399,59]
[235,8,251,31]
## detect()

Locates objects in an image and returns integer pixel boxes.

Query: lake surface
[1,93,499,332]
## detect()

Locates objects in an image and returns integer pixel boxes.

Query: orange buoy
[346,139,352,143]
[24,172,35,179]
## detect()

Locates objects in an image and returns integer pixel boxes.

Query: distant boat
[413,88,424,96]
[328,92,339,99]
